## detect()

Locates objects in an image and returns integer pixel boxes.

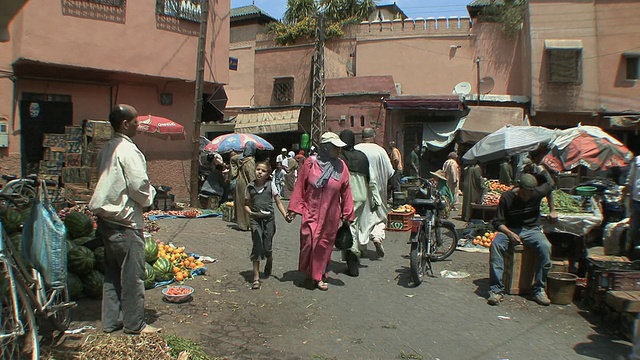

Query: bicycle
[407,179,459,286]
[0,188,75,359]
[0,174,39,211]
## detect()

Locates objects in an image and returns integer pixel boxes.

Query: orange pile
[473,231,499,248]
[157,242,206,282]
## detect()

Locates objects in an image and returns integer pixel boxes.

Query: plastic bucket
[546,272,578,305]
[575,186,597,197]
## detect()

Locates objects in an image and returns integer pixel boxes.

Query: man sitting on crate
[487,172,558,306]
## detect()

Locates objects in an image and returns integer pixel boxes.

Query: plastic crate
[222,205,235,222]
[386,211,414,231]
[585,255,639,312]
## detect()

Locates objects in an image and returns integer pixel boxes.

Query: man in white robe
[354,128,395,258]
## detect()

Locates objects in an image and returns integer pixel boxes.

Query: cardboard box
[503,245,538,295]
[65,153,82,167]
[65,141,83,154]
[42,134,66,148]
[84,119,113,139]
[43,149,66,162]
[62,167,89,185]
[65,126,83,141]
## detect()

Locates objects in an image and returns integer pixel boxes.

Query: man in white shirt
[89,104,159,335]
[276,148,288,170]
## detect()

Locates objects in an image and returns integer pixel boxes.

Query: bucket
[575,186,597,197]
[546,272,578,305]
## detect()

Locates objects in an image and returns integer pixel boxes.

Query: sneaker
[533,290,551,306]
[487,291,504,305]
[373,241,385,258]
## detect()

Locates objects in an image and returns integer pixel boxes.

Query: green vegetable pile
[541,190,584,214]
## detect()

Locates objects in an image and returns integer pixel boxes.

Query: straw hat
[430,170,447,181]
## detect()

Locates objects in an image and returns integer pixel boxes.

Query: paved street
[70,205,633,360]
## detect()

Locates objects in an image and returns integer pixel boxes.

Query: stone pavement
[120,206,633,360]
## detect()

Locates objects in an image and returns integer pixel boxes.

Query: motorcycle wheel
[430,222,458,261]
[409,231,427,286]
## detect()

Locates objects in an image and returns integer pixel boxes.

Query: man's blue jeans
[489,226,552,295]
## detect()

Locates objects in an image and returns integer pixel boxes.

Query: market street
[68,207,632,360]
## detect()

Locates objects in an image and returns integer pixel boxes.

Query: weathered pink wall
[527,0,600,113]
[594,0,640,113]
[0,0,231,201]
[228,45,255,108]
[355,20,526,97]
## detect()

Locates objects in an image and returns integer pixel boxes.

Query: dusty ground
[54,208,632,360]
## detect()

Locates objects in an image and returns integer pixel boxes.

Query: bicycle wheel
[7,183,36,210]
[430,222,458,261]
[0,195,19,212]
[0,264,39,360]
[409,230,427,286]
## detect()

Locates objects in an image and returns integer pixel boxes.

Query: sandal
[317,280,328,291]
[251,279,261,290]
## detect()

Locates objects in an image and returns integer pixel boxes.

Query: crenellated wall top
[358,16,472,36]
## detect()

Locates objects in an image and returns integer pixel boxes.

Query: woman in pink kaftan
[286,132,354,291]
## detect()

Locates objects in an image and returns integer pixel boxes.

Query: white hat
[320,132,347,148]
[281,147,287,152]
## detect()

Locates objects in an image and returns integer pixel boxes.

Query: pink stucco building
[0,0,230,201]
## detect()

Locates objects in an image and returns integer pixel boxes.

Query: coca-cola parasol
[136,115,186,140]
[205,133,274,153]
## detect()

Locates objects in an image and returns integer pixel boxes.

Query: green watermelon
[0,209,27,236]
[144,237,158,264]
[64,211,94,238]
[68,246,95,275]
[67,272,83,300]
[66,239,76,253]
[72,235,94,246]
[152,257,174,282]
[93,247,106,273]
[81,270,104,299]
[144,263,156,289]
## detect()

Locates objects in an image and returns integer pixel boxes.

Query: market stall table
[470,203,498,222]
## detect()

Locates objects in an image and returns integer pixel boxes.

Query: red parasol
[136,115,185,140]
[542,125,633,172]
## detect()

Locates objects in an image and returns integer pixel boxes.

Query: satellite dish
[479,76,495,94]
[453,82,472,95]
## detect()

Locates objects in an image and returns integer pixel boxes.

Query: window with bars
[548,49,582,83]
[272,77,294,104]
[625,53,640,81]
[156,0,202,22]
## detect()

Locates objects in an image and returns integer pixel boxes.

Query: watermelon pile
[63,211,103,299]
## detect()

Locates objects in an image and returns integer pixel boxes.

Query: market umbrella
[541,125,633,172]
[462,125,556,164]
[205,133,274,154]
[136,115,186,140]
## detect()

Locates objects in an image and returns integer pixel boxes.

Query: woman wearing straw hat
[430,169,455,218]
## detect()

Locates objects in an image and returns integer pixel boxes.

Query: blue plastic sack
[21,183,67,287]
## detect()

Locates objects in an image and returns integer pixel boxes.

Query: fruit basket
[162,285,194,303]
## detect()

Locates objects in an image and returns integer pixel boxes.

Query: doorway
[20,95,73,175]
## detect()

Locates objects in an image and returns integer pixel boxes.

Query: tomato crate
[386,211,414,232]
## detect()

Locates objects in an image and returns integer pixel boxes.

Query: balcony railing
[156,0,202,23]
[86,0,125,6]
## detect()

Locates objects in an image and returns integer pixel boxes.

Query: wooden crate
[43,149,66,162]
[386,211,414,232]
[39,160,63,175]
[65,153,82,167]
[64,184,93,204]
[46,188,65,203]
[503,245,538,295]
[83,150,97,167]
[84,119,113,139]
[62,167,89,185]
[65,141,83,154]
[42,134,66,148]
[65,126,83,141]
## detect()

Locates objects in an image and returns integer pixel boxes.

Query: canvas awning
[457,106,524,144]
[234,109,302,134]
[383,95,467,111]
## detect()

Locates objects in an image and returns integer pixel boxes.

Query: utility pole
[190,0,209,207]
[475,57,481,106]
[310,13,326,149]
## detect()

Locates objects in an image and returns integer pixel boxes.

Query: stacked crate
[61,120,113,204]
[40,133,67,209]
